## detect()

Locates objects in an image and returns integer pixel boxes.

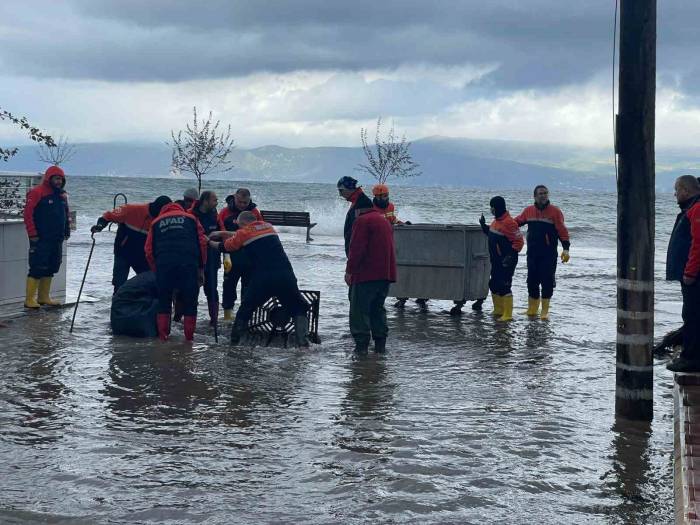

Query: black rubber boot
[294,315,310,347]
[373,337,387,353]
[471,298,485,311]
[230,321,246,345]
[354,341,369,354]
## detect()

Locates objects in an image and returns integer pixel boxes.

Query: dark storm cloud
[0,1,698,93]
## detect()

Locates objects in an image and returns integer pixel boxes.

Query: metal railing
[0,172,42,217]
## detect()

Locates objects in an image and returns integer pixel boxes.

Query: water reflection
[336,356,395,455]
[606,419,657,525]
[104,342,218,433]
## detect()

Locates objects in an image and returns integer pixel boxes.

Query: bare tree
[38,135,76,166]
[0,107,55,162]
[169,107,235,193]
[357,117,421,184]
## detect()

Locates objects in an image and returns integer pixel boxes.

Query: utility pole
[615,0,656,421]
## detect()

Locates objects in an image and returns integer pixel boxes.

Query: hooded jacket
[145,203,208,271]
[343,189,374,256]
[667,195,700,281]
[23,166,70,241]
[514,201,570,256]
[218,197,263,231]
[346,208,397,284]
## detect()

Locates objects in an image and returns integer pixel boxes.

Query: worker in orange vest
[372,183,405,225]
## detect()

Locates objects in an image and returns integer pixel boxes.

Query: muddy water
[0,177,680,523]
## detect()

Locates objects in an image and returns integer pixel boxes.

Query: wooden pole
[615,0,656,421]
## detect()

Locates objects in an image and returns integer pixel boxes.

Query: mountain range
[3,136,698,191]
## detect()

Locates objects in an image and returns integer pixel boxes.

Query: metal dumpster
[389,223,490,302]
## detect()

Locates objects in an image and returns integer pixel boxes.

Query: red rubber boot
[183,316,196,341]
[157,313,171,341]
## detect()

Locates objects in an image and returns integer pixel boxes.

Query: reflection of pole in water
[615,0,656,421]
[608,419,653,523]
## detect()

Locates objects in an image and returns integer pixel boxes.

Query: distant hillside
[3,136,696,191]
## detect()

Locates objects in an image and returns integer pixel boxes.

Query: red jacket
[24,166,70,239]
[218,205,263,231]
[346,208,397,284]
[686,203,700,279]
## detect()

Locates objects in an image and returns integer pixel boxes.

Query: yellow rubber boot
[523,297,540,317]
[540,298,551,320]
[223,309,233,321]
[38,277,60,306]
[491,294,503,317]
[498,295,514,322]
[24,277,40,309]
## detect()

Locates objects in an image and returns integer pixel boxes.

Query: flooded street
[0,177,680,523]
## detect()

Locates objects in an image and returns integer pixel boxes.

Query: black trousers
[527,254,557,299]
[681,282,700,361]
[28,239,63,278]
[156,263,199,317]
[489,257,518,296]
[234,271,307,326]
[112,253,150,291]
[201,259,219,305]
[349,280,390,345]
[222,251,251,309]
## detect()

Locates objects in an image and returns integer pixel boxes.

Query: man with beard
[23,165,71,308]
[514,185,570,320]
[190,191,224,325]
[218,188,263,320]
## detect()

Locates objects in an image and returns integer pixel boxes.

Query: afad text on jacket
[145,203,208,271]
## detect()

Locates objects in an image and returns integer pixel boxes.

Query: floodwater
[0,176,682,524]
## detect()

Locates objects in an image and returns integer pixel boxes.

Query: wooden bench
[260,210,317,243]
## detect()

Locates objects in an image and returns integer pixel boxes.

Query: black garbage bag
[110,271,159,337]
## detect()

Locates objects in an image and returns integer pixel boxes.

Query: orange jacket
[222,220,295,274]
[487,212,524,258]
[374,202,402,225]
[514,203,570,255]
[101,203,152,234]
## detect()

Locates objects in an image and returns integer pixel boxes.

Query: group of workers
[86,185,308,344]
[479,184,571,322]
[21,165,697,365]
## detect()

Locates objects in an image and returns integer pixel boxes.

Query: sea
[0,176,682,524]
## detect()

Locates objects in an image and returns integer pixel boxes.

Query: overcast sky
[1,1,699,149]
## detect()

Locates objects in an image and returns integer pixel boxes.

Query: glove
[90,224,104,234]
[478,214,486,227]
[560,250,570,263]
[223,254,232,273]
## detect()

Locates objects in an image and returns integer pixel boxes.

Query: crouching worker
[479,196,524,321]
[345,200,397,354]
[145,202,208,341]
[23,165,71,308]
[209,211,309,347]
[91,196,172,292]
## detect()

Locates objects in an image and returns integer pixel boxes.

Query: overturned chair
[244,290,321,347]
